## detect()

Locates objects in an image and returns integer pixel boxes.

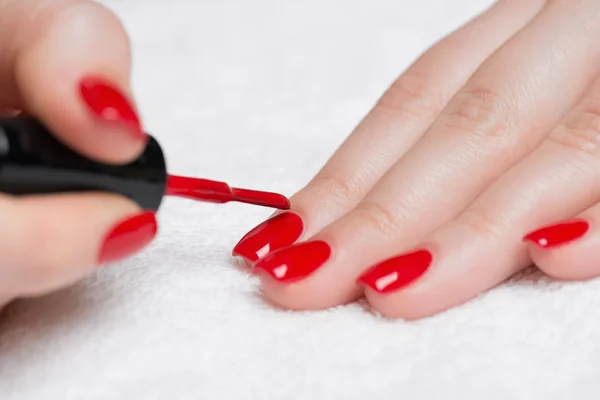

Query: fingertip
[255,270,363,312]
[250,240,359,310]
[14,0,145,164]
[97,210,158,265]
[231,212,305,264]
[362,289,425,320]
[359,265,447,320]
[526,243,581,281]
[0,192,148,295]
[77,75,148,163]
[522,219,595,280]
[522,219,589,250]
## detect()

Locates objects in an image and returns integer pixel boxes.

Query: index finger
[0,0,146,164]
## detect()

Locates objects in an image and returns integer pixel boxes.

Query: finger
[0,294,12,312]
[253,0,600,311]
[233,0,546,263]
[0,193,157,297]
[361,72,600,318]
[524,213,598,280]
[0,0,145,164]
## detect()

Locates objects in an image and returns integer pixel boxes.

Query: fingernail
[98,211,158,264]
[523,219,589,249]
[233,212,304,263]
[358,249,432,294]
[79,77,145,139]
[253,240,330,283]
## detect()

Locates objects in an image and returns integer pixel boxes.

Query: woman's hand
[233,0,600,319]
[0,0,156,310]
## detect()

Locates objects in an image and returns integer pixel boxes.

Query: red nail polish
[523,219,589,249]
[98,211,158,264]
[79,77,145,138]
[233,212,303,263]
[358,249,432,294]
[253,240,330,282]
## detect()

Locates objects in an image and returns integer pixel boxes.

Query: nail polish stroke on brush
[166,175,290,209]
[0,116,290,211]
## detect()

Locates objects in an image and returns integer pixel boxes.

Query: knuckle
[352,201,401,238]
[377,74,445,119]
[549,104,600,157]
[441,88,515,144]
[456,209,503,239]
[311,174,366,207]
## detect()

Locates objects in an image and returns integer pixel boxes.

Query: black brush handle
[0,116,167,211]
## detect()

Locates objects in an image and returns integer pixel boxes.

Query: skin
[4,0,600,321]
[0,0,144,310]
[252,0,600,319]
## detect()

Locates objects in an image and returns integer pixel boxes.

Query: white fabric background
[1,0,599,398]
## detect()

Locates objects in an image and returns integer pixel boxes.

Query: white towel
[2,1,599,399]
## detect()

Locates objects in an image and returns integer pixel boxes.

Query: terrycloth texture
[1,0,599,398]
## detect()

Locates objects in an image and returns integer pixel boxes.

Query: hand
[0,0,157,311]
[233,0,600,319]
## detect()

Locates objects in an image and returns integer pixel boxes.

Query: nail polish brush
[0,116,290,211]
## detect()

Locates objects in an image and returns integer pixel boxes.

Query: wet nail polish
[98,211,158,264]
[233,212,304,263]
[253,240,330,282]
[523,219,589,249]
[358,249,432,294]
[79,77,145,138]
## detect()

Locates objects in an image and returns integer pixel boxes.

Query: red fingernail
[79,77,145,138]
[253,240,330,282]
[98,211,158,264]
[358,249,432,294]
[523,219,589,249]
[233,212,304,263]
